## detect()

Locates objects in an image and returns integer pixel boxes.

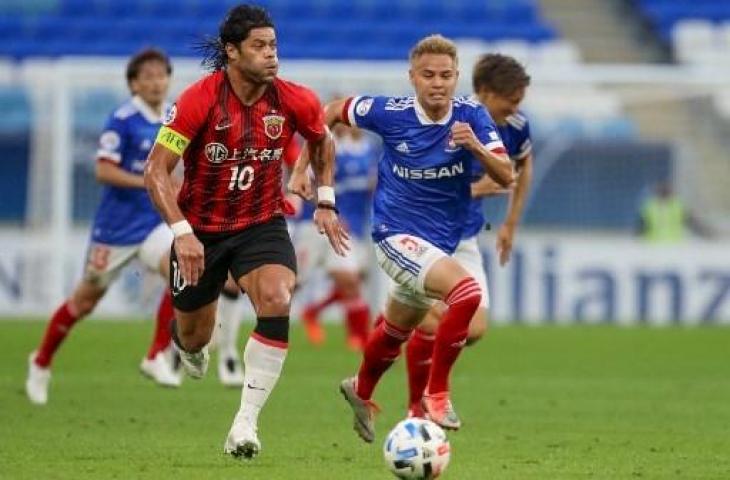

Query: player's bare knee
[256,287,291,316]
[465,326,485,346]
[418,308,441,335]
[332,271,360,300]
[338,281,360,301]
[466,311,488,346]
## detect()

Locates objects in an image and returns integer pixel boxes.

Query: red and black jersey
[156,70,324,233]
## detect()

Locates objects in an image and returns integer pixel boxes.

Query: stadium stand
[635,0,730,64]
[0,0,556,59]
[0,0,662,231]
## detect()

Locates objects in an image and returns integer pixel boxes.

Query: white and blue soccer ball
[383,418,450,479]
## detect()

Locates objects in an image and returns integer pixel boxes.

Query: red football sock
[427,278,481,395]
[147,290,174,359]
[35,300,81,368]
[355,318,412,400]
[406,328,435,407]
[344,298,370,345]
[305,287,342,317]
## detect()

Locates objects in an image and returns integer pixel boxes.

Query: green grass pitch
[0,319,729,479]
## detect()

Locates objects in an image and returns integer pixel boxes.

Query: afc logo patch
[263,114,285,140]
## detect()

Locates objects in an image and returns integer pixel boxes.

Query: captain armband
[155,126,190,156]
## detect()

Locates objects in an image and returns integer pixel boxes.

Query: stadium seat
[671,19,716,63]
[4,0,558,60]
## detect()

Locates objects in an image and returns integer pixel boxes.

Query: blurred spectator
[637,182,711,242]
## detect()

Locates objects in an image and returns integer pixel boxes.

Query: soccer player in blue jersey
[405,53,533,417]
[25,49,180,405]
[294,122,379,350]
[290,35,514,441]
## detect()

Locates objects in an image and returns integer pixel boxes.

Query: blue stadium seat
[7,0,558,59]
[0,87,31,133]
[636,0,730,41]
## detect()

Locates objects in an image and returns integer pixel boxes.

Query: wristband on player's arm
[316,202,339,214]
[170,220,193,238]
[316,186,336,205]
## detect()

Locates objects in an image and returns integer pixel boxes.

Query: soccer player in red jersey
[144,5,347,460]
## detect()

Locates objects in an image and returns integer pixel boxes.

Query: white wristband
[317,186,335,205]
[170,220,193,238]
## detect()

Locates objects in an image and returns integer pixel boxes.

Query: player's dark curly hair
[472,53,530,97]
[197,4,275,71]
[126,48,172,88]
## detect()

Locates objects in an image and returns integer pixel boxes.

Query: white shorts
[452,236,490,308]
[293,221,364,284]
[374,234,447,310]
[83,223,173,288]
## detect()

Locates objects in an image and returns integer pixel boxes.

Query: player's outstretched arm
[497,153,533,266]
[451,121,514,187]
[308,130,350,256]
[144,144,204,286]
[324,98,349,129]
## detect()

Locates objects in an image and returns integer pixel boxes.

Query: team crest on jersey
[263,114,285,139]
[356,98,373,116]
[445,132,459,152]
[205,142,229,163]
[99,131,120,151]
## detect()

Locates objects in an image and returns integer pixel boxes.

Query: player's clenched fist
[450,121,480,151]
[174,233,205,286]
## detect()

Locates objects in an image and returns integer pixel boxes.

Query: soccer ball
[383,418,450,479]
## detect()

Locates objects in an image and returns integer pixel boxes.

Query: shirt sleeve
[514,120,532,160]
[342,96,388,135]
[472,105,507,156]
[155,80,209,156]
[96,114,127,164]
[291,86,326,142]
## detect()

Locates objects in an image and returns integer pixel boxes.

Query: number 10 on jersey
[228,165,254,191]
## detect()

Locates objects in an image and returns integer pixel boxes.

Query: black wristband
[316,202,339,214]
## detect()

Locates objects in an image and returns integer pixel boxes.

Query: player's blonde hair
[409,34,458,65]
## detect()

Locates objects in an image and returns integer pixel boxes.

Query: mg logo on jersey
[263,114,285,139]
[205,142,229,164]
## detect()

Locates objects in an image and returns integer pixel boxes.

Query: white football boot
[178,345,209,379]
[218,354,244,388]
[140,351,182,387]
[25,351,50,405]
[224,411,261,460]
